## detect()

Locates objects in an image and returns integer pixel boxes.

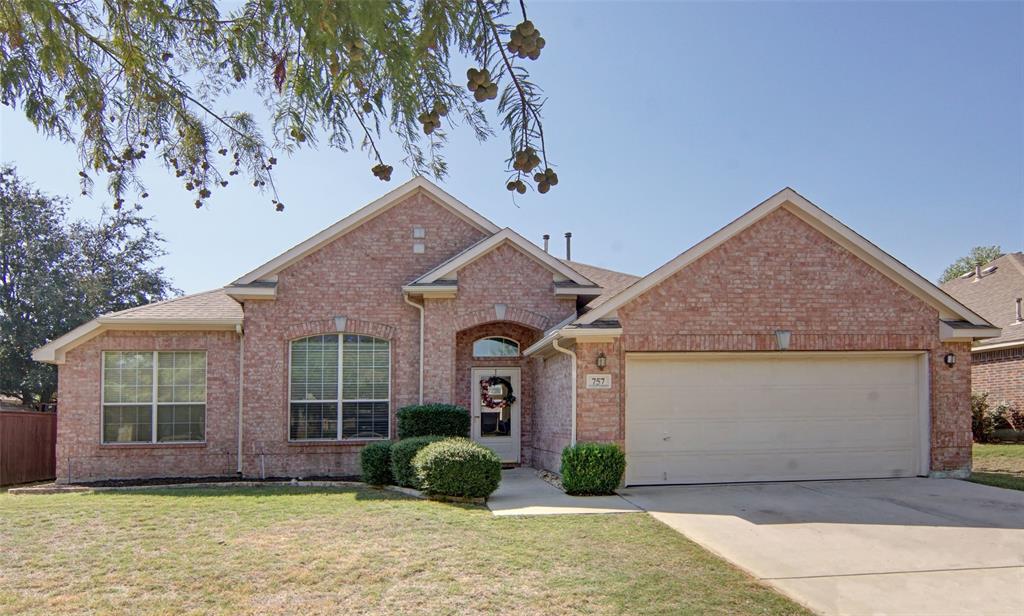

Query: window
[472,336,520,358]
[102,351,206,444]
[289,334,390,441]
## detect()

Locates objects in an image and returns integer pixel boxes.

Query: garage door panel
[625,354,924,485]
[631,416,918,453]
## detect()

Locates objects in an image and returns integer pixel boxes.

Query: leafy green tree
[0,165,177,406]
[0,0,557,210]
[939,245,1003,283]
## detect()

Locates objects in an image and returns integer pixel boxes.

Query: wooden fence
[0,410,57,486]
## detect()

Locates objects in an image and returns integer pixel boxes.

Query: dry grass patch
[0,486,808,615]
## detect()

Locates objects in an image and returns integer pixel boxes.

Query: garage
[624,352,928,485]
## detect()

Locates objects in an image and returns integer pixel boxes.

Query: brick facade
[973,346,1024,411]
[575,208,973,475]
[57,330,240,483]
[52,189,978,482]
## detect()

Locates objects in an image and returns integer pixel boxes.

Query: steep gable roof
[941,252,1024,349]
[233,177,501,284]
[407,228,598,287]
[575,187,993,329]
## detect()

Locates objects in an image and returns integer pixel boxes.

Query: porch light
[944,353,956,367]
[596,351,607,370]
[774,330,791,351]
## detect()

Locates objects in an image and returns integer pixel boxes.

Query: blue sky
[1,1,1021,294]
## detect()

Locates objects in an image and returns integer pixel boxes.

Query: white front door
[471,367,521,464]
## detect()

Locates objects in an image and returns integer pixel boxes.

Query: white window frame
[100,350,208,445]
[472,336,521,358]
[288,334,391,442]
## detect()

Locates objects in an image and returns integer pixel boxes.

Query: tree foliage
[939,245,1003,283]
[0,0,557,211]
[0,165,177,405]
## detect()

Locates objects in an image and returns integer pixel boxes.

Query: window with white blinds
[289,334,390,441]
[102,351,206,444]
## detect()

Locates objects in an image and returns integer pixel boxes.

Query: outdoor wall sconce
[596,351,607,370]
[774,330,791,351]
[944,353,956,367]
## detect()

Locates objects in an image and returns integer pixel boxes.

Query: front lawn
[0,487,807,615]
[970,443,1024,491]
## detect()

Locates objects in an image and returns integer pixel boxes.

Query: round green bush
[390,436,445,488]
[397,404,470,439]
[412,438,502,498]
[560,442,626,495]
[360,441,394,485]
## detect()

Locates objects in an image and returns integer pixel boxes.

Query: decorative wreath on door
[479,375,516,409]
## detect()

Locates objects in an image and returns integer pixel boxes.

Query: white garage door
[625,353,927,485]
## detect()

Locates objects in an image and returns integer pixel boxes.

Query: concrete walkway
[487,468,639,516]
[620,478,1024,616]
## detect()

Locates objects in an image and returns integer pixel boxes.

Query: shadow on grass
[94,484,405,500]
[968,472,1024,492]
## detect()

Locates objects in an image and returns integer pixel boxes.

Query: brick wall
[578,207,972,475]
[57,330,240,483]
[531,352,572,473]
[422,242,576,404]
[973,346,1023,411]
[238,190,489,478]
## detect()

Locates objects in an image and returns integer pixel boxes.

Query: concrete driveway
[619,479,1024,616]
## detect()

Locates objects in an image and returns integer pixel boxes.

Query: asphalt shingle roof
[940,252,1024,347]
[560,260,641,309]
[103,288,243,322]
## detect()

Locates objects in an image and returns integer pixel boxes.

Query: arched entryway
[455,322,542,465]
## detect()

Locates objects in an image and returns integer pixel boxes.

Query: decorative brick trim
[453,305,552,331]
[279,317,396,342]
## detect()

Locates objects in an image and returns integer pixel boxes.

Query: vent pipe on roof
[1016,298,1022,324]
[565,232,572,261]
[974,264,982,281]
[543,234,550,253]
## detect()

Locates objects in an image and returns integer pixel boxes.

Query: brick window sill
[286,440,386,447]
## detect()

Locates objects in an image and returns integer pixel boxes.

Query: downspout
[551,336,577,446]
[402,294,424,404]
[235,323,244,475]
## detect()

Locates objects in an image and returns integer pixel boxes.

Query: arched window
[289,334,390,441]
[473,336,520,358]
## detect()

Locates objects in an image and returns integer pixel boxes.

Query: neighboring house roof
[574,187,996,330]
[233,176,501,285]
[940,252,1024,350]
[405,228,598,290]
[560,260,641,309]
[32,289,242,364]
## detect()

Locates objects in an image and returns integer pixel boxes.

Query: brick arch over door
[452,305,553,332]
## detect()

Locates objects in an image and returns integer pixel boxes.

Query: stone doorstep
[6,480,489,503]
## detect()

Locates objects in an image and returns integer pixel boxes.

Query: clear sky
[1,1,1021,294]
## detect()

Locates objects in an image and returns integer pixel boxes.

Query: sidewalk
[487,468,639,516]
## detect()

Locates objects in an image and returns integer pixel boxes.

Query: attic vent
[961,264,998,281]
[1016,298,1022,324]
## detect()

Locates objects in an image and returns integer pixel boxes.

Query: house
[33,178,1000,485]
[941,253,1024,413]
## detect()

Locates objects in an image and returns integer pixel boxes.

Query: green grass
[969,443,1024,491]
[0,487,808,616]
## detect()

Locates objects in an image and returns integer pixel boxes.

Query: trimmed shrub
[413,438,502,498]
[360,441,394,485]
[560,442,626,495]
[397,404,470,439]
[390,436,444,488]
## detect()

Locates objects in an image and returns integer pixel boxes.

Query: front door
[471,367,521,464]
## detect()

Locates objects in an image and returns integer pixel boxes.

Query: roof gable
[576,187,992,327]
[409,228,598,287]
[233,177,500,284]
